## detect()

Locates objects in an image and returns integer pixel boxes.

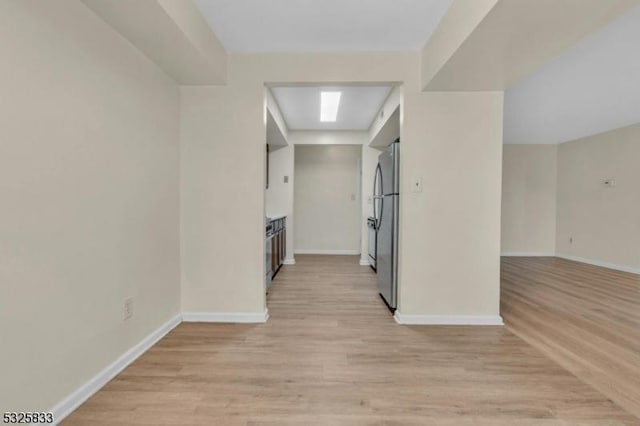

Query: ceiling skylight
[320,91,342,122]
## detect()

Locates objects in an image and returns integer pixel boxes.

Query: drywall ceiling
[504,4,640,145]
[423,0,637,91]
[270,86,392,131]
[81,0,227,84]
[194,0,453,52]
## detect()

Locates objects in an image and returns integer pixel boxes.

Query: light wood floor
[502,256,640,419]
[63,255,639,425]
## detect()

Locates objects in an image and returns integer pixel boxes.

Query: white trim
[501,252,555,257]
[182,309,269,323]
[394,312,504,326]
[556,254,640,275]
[359,258,371,266]
[295,249,360,255]
[283,258,296,265]
[50,314,182,424]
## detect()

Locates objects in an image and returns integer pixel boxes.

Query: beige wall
[0,0,180,412]
[294,145,361,253]
[289,130,369,145]
[266,89,288,147]
[266,131,371,262]
[420,0,498,89]
[180,52,503,319]
[501,145,557,255]
[180,83,266,314]
[368,85,401,145]
[399,91,504,316]
[556,123,640,270]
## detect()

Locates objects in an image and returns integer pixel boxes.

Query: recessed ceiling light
[320,91,342,122]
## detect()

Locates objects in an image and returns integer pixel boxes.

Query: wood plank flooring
[501,256,640,419]
[63,255,639,425]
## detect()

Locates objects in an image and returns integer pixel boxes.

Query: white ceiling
[504,5,640,145]
[270,86,392,131]
[193,0,453,52]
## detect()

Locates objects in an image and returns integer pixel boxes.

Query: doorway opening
[264,83,401,315]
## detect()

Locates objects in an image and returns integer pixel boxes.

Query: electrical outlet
[569,237,573,244]
[123,297,134,320]
[284,175,289,183]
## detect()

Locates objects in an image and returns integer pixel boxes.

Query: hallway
[63,256,638,425]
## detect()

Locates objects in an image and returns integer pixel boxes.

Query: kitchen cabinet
[268,216,286,282]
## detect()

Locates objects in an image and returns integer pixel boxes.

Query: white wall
[294,145,362,254]
[556,123,640,270]
[501,145,557,255]
[266,145,295,262]
[0,0,180,412]
[179,52,503,320]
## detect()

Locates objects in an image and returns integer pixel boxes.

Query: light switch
[284,175,289,183]
[411,176,423,193]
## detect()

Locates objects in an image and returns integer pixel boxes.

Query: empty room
[1,1,639,425]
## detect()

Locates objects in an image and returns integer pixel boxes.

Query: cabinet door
[281,228,286,263]
[276,230,281,263]
[271,235,278,271]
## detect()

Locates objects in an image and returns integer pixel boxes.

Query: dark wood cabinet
[268,217,286,281]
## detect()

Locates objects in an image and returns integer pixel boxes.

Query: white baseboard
[283,258,296,265]
[501,252,555,257]
[556,254,640,275]
[359,258,371,266]
[182,309,269,323]
[50,313,182,424]
[295,249,360,255]
[394,312,504,326]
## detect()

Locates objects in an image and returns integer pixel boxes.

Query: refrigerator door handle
[377,196,384,232]
[373,163,383,230]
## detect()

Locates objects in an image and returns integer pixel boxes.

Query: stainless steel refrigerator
[373,139,399,311]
